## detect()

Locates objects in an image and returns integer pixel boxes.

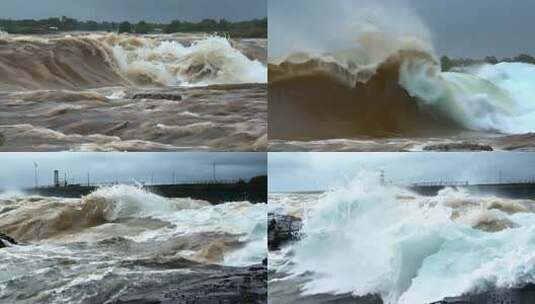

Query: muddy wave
[269,51,462,139]
[269,4,535,140]
[0,185,267,303]
[0,33,266,91]
[0,185,210,241]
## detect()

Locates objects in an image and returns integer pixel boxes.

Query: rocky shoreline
[114,259,267,304]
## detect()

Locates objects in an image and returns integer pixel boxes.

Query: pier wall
[410,183,535,199]
[23,181,267,204]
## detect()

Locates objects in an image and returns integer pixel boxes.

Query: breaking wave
[269,4,535,139]
[0,184,266,265]
[281,173,535,303]
[0,33,266,90]
[0,186,267,303]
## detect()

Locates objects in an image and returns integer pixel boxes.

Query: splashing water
[276,172,535,304]
[108,35,267,86]
[269,0,535,138]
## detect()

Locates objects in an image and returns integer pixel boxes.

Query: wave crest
[0,34,266,91]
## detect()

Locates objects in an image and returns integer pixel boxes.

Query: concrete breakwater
[409,182,535,199]
[21,176,267,204]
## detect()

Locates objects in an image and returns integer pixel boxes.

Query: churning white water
[400,59,535,134]
[274,172,535,304]
[107,35,267,86]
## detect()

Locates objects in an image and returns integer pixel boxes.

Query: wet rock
[132,93,182,101]
[429,284,535,304]
[0,233,17,248]
[423,142,493,152]
[0,132,4,146]
[162,264,266,304]
[268,213,302,251]
[113,260,267,304]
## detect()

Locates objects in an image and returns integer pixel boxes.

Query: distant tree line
[0,16,267,38]
[441,54,535,71]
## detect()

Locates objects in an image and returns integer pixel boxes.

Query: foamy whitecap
[276,172,535,304]
[0,33,266,91]
[107,35,267,86]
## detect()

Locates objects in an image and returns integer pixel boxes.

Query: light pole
[212,162,216,182]
[33,162,38,189]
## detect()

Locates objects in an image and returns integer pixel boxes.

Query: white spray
[270,0,535,134]
[284,172,535,304]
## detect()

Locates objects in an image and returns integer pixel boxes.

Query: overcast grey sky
[269,153,535,192]
[0,153,267,190]
[410,0,535,58]
[269,0,535,59]
[0,0,266,23]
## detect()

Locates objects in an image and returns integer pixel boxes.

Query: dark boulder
[113,260,267,304]
[429,284,535,304]
[268,213,302,251]
[132,93,182,101]
[423,143,493,152]
[161,264,266,304]
[0,233,17,248]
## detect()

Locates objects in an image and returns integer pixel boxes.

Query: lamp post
[33,162,38,189]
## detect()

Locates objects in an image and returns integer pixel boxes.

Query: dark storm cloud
[269,153,535,192]
[269,0,535,59]
[0,153,267,189]
[0,0,266,22]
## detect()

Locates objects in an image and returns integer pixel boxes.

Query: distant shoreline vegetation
[0,16,267,38]
[441,54,535,71]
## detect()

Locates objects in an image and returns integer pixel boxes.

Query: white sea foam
[279,172,535,304]
[107,35,267,86]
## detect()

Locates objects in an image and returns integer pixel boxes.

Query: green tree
[60,16,78,31]
[135,21,152,34]
[440,56,452,71]
[164,20,181,33]
[200,19,218,29]
[514,54,535,64]
[219,19,230,30]
[85,20,99,31]
[484,56,498,64]
[118,21,132,33]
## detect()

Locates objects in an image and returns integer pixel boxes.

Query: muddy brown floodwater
[0,32,267,151]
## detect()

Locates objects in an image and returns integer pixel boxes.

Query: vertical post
[33,162,38,189]
[87,172,90,187]
[151,172,154,185]
[54,170,59,187]
[213,162,216,182]
[172,170,175,184]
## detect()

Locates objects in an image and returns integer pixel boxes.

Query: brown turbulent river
[0,32,267,151]
[0,186,267,303]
